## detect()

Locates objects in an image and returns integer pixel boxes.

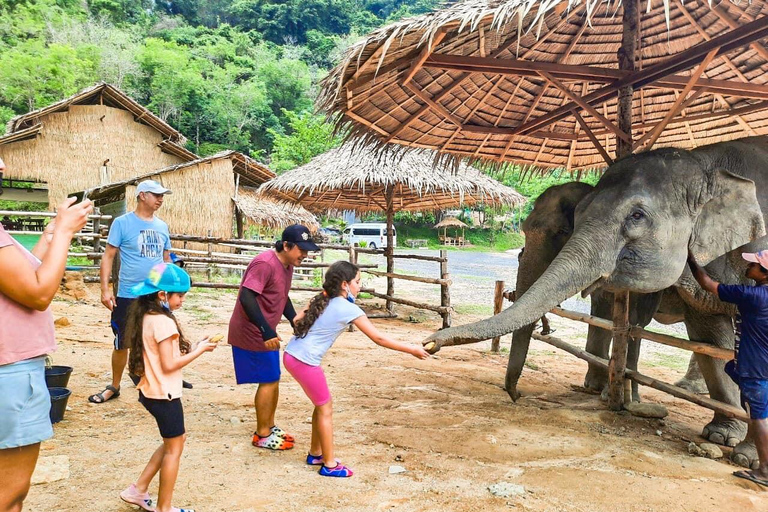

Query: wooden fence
[492,280,747,422]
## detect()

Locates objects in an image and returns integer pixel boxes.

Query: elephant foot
[701,417,747,447]
[730,440,760,470]
[674,376,708,395]
[584,369,607,395]
[504,384,522,402]
[598,385,640,403]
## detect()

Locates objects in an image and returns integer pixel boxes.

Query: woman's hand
[195,336,218,353]
[54,197,93,237]
[410,345,430,360]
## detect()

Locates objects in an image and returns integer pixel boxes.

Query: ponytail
[294,261,359,338]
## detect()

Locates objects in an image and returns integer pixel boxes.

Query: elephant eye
[630,210,645,221]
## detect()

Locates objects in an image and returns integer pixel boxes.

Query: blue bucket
[48,387,72,424]
[45,365,73,388]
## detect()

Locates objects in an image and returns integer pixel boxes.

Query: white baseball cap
[136,180,172,196]
[742,250,768,270]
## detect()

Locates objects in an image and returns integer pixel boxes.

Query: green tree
[269,110,340,172]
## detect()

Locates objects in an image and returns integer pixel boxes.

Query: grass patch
[454,304,494,315]
[644,352,688,371]
[395,224,524,252]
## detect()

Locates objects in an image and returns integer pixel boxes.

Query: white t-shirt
[285,297,364,366]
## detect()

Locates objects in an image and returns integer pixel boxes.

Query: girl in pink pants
[284,261,429,477]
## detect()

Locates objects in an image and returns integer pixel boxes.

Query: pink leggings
[283,352,331,406]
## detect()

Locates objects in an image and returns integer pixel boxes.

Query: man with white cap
[89,180,174,404]
[688,249,768,487]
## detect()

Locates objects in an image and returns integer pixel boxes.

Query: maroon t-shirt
[228,250,293,352]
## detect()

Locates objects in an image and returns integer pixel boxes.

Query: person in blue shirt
[688,249,768,487]
[89,180,173,404]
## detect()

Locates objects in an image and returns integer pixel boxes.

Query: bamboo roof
[434,217,468,228]
[234,187,319,231]
[320,0,768,171]
[6,83,187,145]
[259,143,524,212]
[85,151,275,199]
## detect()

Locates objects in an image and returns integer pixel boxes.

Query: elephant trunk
[427,228,614,351]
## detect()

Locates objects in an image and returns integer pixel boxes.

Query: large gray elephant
[507,182,706,404]
[426,136,768,468]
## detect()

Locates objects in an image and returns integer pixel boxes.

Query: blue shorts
[0,357,53,449]
[232,346,281,384]
[111,297,136,350]
[740,378,768,420]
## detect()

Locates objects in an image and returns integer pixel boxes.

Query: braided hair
[294,260,359,338]
[126,292,190,377]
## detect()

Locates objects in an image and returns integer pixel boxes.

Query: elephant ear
[690,168,765,266]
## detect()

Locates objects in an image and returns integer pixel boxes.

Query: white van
[342,222,396,249]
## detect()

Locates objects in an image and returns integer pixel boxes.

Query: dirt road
[25,278,767,512]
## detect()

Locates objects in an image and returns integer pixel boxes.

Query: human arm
[99,244,119,311]
[687,249,720,297]
[239,288,280,349]
[30,221,56,260]
[283,298,297,328]
[158,334,216,373]
[352,315,430,359]
[0,197,92,311]
[163,249,171,263]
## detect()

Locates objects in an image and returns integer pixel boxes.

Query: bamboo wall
[0,105,187,206]
[124,158,236,251]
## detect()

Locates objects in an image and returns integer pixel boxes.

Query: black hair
[294,261,359,338]
[126,292,190,376]
[275,240,296,252]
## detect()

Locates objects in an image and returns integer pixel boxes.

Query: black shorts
[139,392,185,438]
[111,297,135,350]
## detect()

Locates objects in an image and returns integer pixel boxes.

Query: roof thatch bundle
[234,187,319,231]
[259,144,525,212]
[434,217,468,229]
[319,0,768,171]
[7,83,185,144]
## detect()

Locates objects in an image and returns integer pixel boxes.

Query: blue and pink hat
[131,263,191,296]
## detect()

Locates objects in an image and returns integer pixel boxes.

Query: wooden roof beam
[509,15,768,137]
[637,49,717,151]
[540,71,631,143]
[574,111,613,166]
[402,30,448,86]
[383,4,586,143]
[633,87,706,151]
[711,3,768,62]
[424,54,768,101]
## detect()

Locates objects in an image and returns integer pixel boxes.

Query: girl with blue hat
[119,263,219,512]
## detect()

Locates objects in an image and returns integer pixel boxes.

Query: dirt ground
[26,277,768,512]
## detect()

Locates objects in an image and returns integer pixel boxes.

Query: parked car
[341,222,396,249]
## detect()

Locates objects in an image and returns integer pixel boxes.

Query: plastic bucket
[48,387,72,424]
[45,366,73,388]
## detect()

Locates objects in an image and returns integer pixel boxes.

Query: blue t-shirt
[107,212,171,298]
[285,297,365,366]
[718,284,768,379]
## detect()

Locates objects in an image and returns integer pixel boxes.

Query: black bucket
[45,366,73,388]
[48,387,71,424]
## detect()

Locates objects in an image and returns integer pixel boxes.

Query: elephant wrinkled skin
[425,136,768,468]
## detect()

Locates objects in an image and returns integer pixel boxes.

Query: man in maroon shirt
[228,225,319,449]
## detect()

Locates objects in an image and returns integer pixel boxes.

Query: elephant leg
[584,293,613,393]
[674,354,708,395]
[731,424,760,470]
[505,323,536,401]
[683,311,747,447]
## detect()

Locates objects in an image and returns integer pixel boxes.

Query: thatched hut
[233,187,319,235]
[0,83,196,206]
[260,143,525,211]
[83,151,275,244]
[318,0,768,171]
[434,217,468,246]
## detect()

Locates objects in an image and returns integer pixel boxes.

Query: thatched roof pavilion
[319,0,768,170]
[260,143,524,211]
[233,186,319,232]
[83,151,275,246]
[434,217,468,229]
[0,83,196,205]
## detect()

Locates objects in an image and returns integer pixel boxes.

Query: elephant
[507,182,707,404]
[426,136,768,468]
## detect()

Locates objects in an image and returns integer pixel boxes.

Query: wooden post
[235,207,244,239]
[491,280,505,352]
[608,291,631,409]
[440,249,451,329]
[206,229,213,282]
[92,209,102,254]
[385,186,395,314]
[607,0,638,410]
[348,246,357,265]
